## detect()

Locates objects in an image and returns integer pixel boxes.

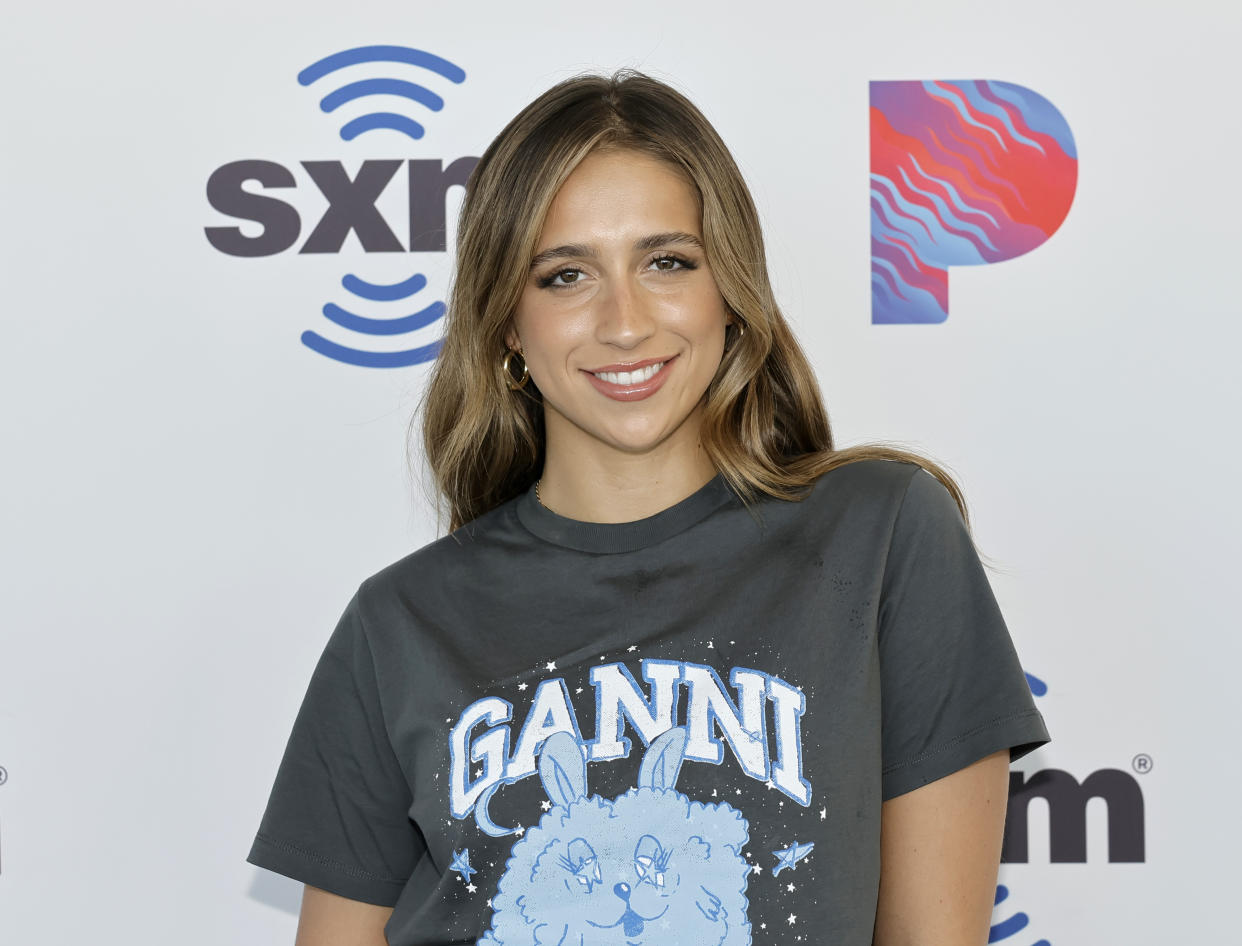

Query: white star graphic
[750,864,762,875]
[707,641,714,648]
[626,645,638,652]
[787,914,797,925]
[466,883,477,893]
[517,682,528,691]
[786,882,796,892]
[514,825,525,836]
[575,686,583,694]
[819,807,827,820]
[540,800,552,811]
[545,661,557,671]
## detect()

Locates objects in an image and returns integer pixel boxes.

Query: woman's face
[508,148,731,469]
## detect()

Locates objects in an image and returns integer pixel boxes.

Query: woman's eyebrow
[634,231,703,253]
[529,231,703,270]
[529,243,594,270]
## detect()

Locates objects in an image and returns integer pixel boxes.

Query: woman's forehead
[536,149,702,249]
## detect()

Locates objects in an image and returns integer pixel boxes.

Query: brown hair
[417,69,973,536]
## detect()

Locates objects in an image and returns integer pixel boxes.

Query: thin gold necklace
[535,478,545,508]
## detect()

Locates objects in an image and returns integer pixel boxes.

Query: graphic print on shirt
[447,659,817,946]
[478,728,753,946]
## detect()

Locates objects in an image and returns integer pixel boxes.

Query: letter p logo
[870,80,1077,323]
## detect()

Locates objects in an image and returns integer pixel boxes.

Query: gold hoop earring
[502,348,529,390]
[728,321,746,350]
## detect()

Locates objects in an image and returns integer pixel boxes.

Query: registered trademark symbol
[0,765,7,786]
[1132,753,1153,774]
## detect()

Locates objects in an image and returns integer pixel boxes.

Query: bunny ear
[538,731,588,808]
[638,727,688,791]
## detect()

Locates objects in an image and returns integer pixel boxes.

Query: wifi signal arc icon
[302,272,445,368]
[298,45,467,141]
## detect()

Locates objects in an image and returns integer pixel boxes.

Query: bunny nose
[613,882,632,902]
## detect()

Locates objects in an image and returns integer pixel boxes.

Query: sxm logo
[204,45,479,368]
[869,80,1078,324]
[987,672,1148,945]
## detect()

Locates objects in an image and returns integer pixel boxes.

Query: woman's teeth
[592,362,665,386]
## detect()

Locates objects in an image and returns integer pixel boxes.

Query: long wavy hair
[418,70,973,536]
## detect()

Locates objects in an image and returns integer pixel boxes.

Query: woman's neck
[537,420,719,524]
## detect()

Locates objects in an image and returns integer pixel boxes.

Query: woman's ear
[503,321,521,352]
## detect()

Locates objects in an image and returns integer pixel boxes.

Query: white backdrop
[3,0,1239,941]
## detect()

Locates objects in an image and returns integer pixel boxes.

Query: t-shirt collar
[514,472,737,554]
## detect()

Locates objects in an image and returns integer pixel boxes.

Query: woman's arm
[294,885,395,946]
[873,749,1010,946]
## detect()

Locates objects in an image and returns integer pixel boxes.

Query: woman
[248,70,1049,946]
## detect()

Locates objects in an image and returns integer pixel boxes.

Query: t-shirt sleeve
[877,467,1050,801]
[246,591,425,905]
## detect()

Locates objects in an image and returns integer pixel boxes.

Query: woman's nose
[595,282,655,348]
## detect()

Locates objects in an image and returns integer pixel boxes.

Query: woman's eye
[536,266,583,289]
[650,256,685,272]
[537,268,583,289]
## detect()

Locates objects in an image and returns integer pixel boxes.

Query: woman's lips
[582,354,677,402]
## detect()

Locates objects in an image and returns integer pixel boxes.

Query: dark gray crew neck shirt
[247,459,1049,945]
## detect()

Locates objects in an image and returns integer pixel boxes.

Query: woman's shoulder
[797,456,925,512]
[354,490,528,608]
[753,456,959,551]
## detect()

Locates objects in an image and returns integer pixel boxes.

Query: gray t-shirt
[247,458,1049,945]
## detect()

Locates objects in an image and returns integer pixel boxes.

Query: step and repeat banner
[3,0,1238,942]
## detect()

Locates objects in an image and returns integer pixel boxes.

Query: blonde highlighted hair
[417,70,971,535]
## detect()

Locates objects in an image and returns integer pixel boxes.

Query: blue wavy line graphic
[342,272,428,302]
[923,80,1008,150]
[322,301,446,335]
[990,884,1051,945]
[339,112,426,141]
[984,81,1077,159]
[896,164,998,251]
[907,153,1001,228]
[955,81,1046,155]
[301,331,443,368]
[297,45,466,86]
[319,78,445,114]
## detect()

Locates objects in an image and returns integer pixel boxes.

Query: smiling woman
[503,147,730,511]
[247,70,1049,946]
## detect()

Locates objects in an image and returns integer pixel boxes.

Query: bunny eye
[562,839,601,893]
[634,835,670,887]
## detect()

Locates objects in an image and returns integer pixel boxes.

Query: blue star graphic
[450,848,476,883]
[771,840,814,877]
